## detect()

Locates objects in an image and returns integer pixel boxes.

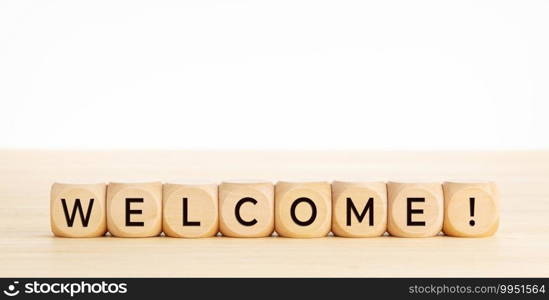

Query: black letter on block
[407,197,426,226]
[290,197,317,226]
[182,197,200,226]
[346,197,374,226]
[235,197,258,226]
[61,198,94,227]
[125,198,144,227]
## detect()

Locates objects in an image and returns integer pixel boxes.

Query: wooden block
[219,181,274,237]
[275,181,331,238]
[106,182,162,237]
[331,181,387,237]
[387,182,443,237]
[163,183,218,238]
[50,183,107,237]
[443,182,499,237]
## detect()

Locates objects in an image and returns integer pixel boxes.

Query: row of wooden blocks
[51,181,499,238]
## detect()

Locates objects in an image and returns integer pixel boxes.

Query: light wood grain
[0,150,548,277]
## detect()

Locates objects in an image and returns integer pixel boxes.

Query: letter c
[235,197,258,226]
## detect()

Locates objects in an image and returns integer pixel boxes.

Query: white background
[1,0,548,149]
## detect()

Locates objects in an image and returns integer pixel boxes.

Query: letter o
[290,197,317,226]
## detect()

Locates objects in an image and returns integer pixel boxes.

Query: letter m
[346,197,374,226]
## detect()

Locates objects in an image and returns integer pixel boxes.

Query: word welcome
[50,181,499,238]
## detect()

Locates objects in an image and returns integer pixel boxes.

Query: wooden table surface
[1,150,548,277]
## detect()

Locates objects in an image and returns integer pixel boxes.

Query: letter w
[61,198,95,227]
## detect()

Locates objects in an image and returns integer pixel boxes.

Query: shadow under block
[387,182,443,237]
[107,182,162,237]
[331,181,387,237]
[163,183,218,238]
[219,181,274,237]
[275,181,331,238]
[442,182,499,237]
[50,183,107,237]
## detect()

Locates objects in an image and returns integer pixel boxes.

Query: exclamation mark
[469,197,475,226]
